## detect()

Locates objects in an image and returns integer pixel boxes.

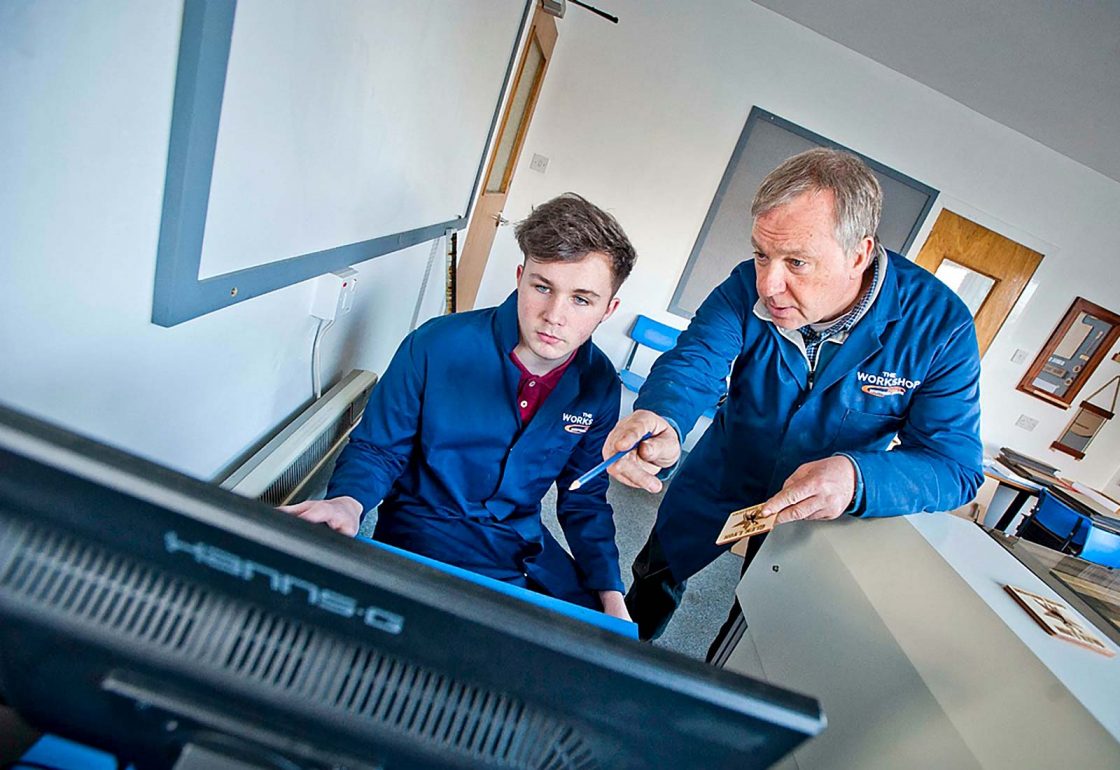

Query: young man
[282,194,637,619]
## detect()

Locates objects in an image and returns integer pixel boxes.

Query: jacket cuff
[834,452,866,516]
[654,415,684,481]
[583,566,625,594]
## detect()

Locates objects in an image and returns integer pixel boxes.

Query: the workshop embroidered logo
[563,411,594,434]
[856,370,921,398]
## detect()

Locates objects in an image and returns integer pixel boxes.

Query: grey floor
[540,479,741,661]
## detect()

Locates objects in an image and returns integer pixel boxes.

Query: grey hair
[751,148,882,256]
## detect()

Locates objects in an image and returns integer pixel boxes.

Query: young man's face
[751,188,874,329]
[514,252,620,373]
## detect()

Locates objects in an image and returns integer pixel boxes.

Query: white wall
[1106,464,1120,503]
[475,0,1120,488]
[0,2,449,479]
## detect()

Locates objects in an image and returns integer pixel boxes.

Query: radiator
[219,369,377,506]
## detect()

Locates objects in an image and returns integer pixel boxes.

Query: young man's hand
[602,409,680,493]
[278,496,363,536]
[598,590,632,621]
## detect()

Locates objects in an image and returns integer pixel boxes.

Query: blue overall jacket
[636,251,984,581]
[327,293,623,607]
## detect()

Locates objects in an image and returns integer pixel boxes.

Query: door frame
[456,2,558,311]
[909,196,1057,347]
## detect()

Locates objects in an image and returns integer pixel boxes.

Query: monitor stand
[0,704,41,765]
[173,737,381,770]
[104,673,381,770]
[174,743,291,770]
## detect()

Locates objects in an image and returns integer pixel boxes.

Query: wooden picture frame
[1017,297,1120,408]
[1050,375,1120,459]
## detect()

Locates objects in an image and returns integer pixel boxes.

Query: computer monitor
[0,404,824,770]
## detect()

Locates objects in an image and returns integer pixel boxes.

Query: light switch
[1015,414,1038,432]
[529,153,550,174]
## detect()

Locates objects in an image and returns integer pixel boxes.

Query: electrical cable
[311,317,334,399]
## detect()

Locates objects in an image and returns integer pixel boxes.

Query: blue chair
[619,315,721,419]
[1015,488,1089,553]
[1077,523,1120,569]
[619,314,681,393]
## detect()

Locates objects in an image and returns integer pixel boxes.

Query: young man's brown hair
[515,193,637,293]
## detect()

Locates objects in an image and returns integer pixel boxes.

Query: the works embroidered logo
[563,411,594,434]
[856,370,921,398]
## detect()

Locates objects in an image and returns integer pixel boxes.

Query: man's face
[514,252,620,371]
[751,189,873,329]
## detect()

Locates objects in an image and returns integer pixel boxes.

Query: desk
[986,452,1073,533]
[983,466,1040,531]
[991,531,1120,646]
[720,514,1120,769]
[984,453,1120,539]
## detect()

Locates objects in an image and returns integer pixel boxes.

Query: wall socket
[529,153,550,174]
[1015,414,1039,431]
[1011,348,1030,364]
[309,267,358,321]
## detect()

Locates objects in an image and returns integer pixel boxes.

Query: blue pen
[568,431,654,491]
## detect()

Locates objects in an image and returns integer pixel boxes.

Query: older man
[605,149,983,642]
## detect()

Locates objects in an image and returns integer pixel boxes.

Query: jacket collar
[495,291,522,353]
[809,249,903,394]
[493,292,592,430]
[754,245,890,364]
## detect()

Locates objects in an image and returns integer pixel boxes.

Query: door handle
[491,213,510,227]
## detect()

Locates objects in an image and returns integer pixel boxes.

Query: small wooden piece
[716,503,776,546]
[1004,585,1114,657]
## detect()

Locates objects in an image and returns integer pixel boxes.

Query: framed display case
[1051,375,1120,459]
[1017,297,1120,408]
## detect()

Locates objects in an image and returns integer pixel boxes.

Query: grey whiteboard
[670,108,938,318]
[153,0,528,326]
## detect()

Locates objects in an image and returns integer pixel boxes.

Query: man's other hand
[602,409,680,493]
[598,590,632,621]
[762,456,856,525]
[277,496,363,537]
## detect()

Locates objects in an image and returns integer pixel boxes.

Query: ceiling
[754,0,1120,183]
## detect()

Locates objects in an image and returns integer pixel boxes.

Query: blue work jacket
[327,293,624,606]
[636,251,984,580]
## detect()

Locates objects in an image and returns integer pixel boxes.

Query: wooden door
[915,210,1043,356]
[457,6,557,311]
